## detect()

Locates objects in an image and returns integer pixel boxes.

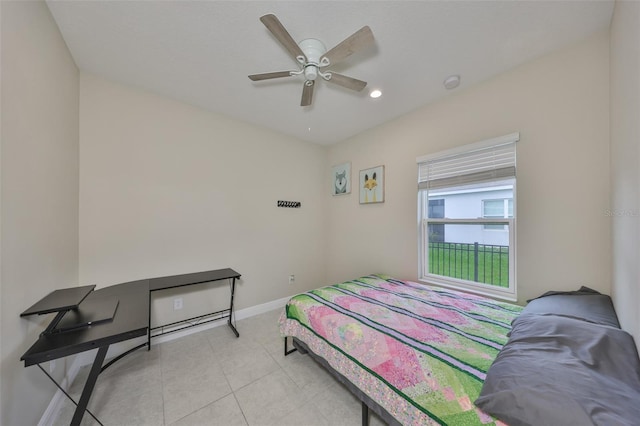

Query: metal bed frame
[284,336,401,426]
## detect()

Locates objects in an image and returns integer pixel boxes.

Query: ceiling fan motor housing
[248,14,373,106]
[299,38,326,81]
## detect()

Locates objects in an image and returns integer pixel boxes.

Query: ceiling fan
[248,14,374,107]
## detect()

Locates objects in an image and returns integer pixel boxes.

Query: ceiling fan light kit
[248,14,374,107]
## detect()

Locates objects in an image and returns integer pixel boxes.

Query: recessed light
[369,89,382,99]
[443,75,461,90]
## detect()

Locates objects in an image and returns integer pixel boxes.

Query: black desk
[20,268,241,426]
[21,280,149,426]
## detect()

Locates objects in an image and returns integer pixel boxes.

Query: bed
[279,274,640,426]
[279,274,522,425]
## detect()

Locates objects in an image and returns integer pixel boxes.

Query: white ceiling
[46,1,614,145]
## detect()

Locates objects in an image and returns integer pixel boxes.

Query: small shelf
[149,308,232,338]
[21,285,96,317]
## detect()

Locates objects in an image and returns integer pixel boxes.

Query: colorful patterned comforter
[279,275,522,426]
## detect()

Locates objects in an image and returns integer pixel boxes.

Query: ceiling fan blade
[322,26,374,66]
[260,14,306,63]
[248,71,293,81]
[326,72,367,92]
[301,81,315,106]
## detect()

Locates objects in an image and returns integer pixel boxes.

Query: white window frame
[417,133,519,301]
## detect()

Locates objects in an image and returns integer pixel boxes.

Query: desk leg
[228,277,240,337]
[71,345,108,426]
[147,290,152,350]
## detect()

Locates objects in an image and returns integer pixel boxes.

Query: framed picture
[332,162,351,196]
[359,165,384,204]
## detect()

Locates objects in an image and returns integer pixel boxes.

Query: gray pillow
[521,288,620,328]
[476,314,640,426]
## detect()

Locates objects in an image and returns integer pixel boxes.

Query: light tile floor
[53,309,386,426]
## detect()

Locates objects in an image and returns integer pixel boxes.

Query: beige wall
[610,0,640,344]
[0,1,634,423]
[0,2,79,425]
[79,73,327,326]
[0,4,3,423]
[327,31,611,305]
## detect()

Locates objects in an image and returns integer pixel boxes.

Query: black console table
[148,268,241,347]
[20,268,241,426]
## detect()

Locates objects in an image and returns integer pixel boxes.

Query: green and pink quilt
[279,274,522,425]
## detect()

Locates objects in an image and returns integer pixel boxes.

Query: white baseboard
[39,295,292,425]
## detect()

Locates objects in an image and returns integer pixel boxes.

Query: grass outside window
[428,242,509,288]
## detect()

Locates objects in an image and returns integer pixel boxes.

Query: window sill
[418,276,518,303]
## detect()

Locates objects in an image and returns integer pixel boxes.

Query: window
[482,198,513,230]
[417,133,518,300]
[428,199,445,242]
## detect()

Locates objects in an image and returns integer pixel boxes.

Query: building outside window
[417,133,518,300]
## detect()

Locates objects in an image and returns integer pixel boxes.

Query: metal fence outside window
[428,242,509,287]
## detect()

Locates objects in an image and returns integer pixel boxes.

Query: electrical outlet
[49,360,56,374]
[173,298,183,310]
[289,275,295,285]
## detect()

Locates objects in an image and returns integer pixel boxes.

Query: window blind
[418,134,518,190]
